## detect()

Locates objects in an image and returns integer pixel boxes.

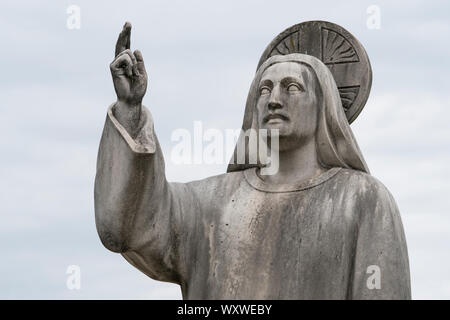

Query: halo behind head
[257,20,372,124]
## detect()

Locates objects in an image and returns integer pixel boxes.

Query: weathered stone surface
[94,21,411,300]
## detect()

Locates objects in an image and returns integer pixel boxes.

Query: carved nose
[268,85,283,110]
[268,101,282,110]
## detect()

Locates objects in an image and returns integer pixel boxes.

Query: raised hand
[110,22,148,135]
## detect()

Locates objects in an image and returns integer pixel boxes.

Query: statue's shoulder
[336,168,396,203]
[336,169,404,232]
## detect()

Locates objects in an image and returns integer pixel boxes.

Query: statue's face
[256,62,319,151]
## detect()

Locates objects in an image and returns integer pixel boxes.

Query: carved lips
[263,113,289,124]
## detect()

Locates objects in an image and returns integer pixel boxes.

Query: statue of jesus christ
[95,22,411,299]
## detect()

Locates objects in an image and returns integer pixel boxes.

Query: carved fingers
[134,49,147,78]
[111,22,147,80]
[110,22,148,105]
[114,49,144,78]
[115,22,131,57]
[110,50,135,77]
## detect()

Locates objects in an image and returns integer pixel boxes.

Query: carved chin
[263,121,289,133]
[266,123,292,137]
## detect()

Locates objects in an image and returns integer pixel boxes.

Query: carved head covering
[226,53,369,174]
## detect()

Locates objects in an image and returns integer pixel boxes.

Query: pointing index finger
[115,22,131,57]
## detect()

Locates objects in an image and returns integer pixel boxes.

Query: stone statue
[95,21,411,299]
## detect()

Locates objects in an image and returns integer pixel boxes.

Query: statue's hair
[227,53,369,174]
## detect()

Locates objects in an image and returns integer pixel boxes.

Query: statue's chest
[202,189,356,297]
[217,189,338,241]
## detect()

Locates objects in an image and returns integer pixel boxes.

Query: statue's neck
[260,138,326,185]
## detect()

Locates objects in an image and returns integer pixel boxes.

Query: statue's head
[255,61,321,152]
[227,53,369,174]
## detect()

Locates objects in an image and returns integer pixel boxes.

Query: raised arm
[94,23,194,284]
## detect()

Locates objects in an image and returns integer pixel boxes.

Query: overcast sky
[1,0,449,299]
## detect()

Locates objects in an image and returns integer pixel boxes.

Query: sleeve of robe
[351,177,411,299]
[94,104,197,285]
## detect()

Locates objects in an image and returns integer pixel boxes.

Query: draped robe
[94,105,411,299]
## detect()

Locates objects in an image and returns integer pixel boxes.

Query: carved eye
[287,83,302,92]
[260,86,271,95]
